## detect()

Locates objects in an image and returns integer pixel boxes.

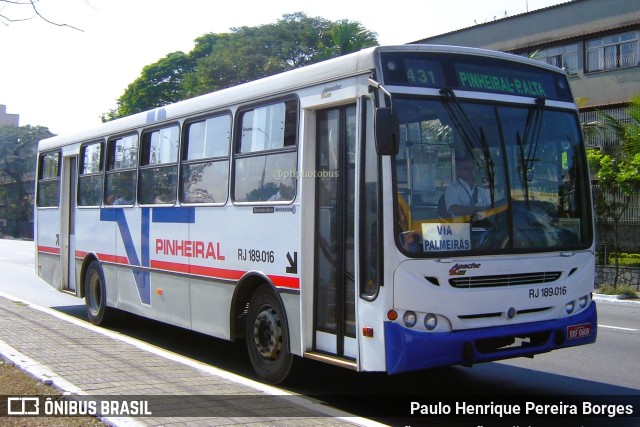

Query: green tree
[105,13,378,120]
[0,125,53,237]
[617,95,640,157]
[587,149,640,285]
[320,20,378,58]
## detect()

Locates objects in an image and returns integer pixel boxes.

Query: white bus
[35,45,597,384]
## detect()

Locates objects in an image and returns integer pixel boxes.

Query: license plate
[567,323,592,339]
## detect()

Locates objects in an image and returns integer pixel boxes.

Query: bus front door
[60,155,77,294]
[314,105,357,360]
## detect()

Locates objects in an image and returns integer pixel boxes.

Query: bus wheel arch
[78,253,100,299]
[232,273,293,384]
[230,272,274,341]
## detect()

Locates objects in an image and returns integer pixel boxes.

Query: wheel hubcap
[253,306,282,360]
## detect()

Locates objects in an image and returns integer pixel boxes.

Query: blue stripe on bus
[152,207,195,224]
[138,208,151,305]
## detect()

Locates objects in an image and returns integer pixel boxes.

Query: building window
[586,31,639,72]
[530,44,578,75]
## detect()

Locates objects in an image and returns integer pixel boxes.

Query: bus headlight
[424,313,438,330]
[565,301,575,314]
[403,311,417,328]
[578,295,589,309]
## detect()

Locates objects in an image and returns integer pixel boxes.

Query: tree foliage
[104,13,378,120]
[0,125,53,236]
[584,96,640,283]
[619,95,640,157]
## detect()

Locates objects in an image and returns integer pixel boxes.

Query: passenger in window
[444,155,490,219]
[268,182,295,201]
[154,192,174,204]
[113,186,134,205]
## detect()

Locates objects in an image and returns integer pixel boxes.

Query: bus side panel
[75,208,117,305]
[112,208,191,328]
[280,293,302,356]
[187,205,302,354]
[148,210,191,328]
[36,209,62,290]
[190,278,234,339]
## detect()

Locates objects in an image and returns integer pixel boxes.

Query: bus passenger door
[60,155,78,294]
[314,105,357,360]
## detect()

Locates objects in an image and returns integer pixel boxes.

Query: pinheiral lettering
[155,239,225,260]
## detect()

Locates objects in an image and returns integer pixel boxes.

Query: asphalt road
[2,238,638,426]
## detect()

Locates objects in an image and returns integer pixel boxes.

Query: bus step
[303,352,358,370]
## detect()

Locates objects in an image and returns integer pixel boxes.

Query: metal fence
[581,107,630,148]
[593,187,640,223]
[581,107,640,223]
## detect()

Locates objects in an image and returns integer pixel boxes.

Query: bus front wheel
[245,285,293,384]
[84,261,114,326]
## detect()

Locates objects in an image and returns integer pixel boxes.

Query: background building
[413,0,640,255]
[0,104,19,127]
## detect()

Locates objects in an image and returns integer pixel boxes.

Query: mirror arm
[368,78,393,110]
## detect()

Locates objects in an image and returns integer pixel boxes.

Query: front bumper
[385,302,597,374]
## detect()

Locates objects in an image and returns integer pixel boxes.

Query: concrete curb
[593,293,640,305]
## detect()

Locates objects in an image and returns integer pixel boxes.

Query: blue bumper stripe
[385,303,597,374]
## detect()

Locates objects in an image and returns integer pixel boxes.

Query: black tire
[245,285,293,384]
[84,261,115,326]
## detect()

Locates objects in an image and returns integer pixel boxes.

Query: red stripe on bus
[151,260,244,280]
[150,260,300,290]
[38,245,60,255]
[75,250,128,265]
[269,275,301,289]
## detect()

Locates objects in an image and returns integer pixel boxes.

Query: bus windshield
[394,96,592,256]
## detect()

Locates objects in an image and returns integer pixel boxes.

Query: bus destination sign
[454,63,552,98]
[381,52,572,101]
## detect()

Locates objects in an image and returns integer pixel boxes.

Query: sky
[1,0,569,136]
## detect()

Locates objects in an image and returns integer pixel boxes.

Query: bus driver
[444,155,491,218]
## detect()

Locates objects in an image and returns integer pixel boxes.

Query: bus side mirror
[374,107,399,156]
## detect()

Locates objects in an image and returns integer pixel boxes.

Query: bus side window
[138,125,179,205]
[180,114,231,205]
[78,141,103,207]
[233,99,298,203]
[105,134,138,206]
[36,151,61,208]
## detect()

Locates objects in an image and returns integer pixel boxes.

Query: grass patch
[597,284,639,299]
[0,361,106,426]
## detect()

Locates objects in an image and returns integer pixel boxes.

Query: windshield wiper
[523,97,546,170]
[516,97,546,207]
[440,88,495,206]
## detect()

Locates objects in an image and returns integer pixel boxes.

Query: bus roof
[38,44,565,152]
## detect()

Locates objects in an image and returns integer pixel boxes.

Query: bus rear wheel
[245,285,293,384]
[84,261,115,326]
